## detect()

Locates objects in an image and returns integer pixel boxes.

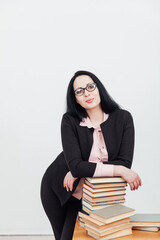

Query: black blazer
[43,108,134,206]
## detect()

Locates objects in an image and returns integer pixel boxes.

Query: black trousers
[40,171,82,240]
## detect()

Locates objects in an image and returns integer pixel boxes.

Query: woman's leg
[40,174,67,240]
[60,196,82,240]
[40,173,82,240]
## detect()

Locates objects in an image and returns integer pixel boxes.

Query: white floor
[0,236,54,240]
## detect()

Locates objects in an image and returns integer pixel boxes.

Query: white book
[131,214,160,227]
[87,227,132,240]
[86,177,126,184]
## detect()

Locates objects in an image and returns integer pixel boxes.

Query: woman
[40,70,142,240]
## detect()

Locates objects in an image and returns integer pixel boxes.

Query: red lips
[86,98,94,103]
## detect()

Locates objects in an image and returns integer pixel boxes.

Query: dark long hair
[66,70,121,121]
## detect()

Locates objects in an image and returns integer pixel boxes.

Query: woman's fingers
[139,177,142,186]
[63,171,76,192]
[129,177,142,191]
[136,179,141,189]
[135,175,142,189]
[68,180,72,191]
[130,183,134,191]
[63,178,69,191]
[123,168,142,191]
[63,178,66,188]
[70,179,74,191]
[64,179,73,192]
[70,183,73,191]
[65,181,70,191]
[133,180,138,190]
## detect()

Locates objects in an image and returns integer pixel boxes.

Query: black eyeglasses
[74,82,97,96]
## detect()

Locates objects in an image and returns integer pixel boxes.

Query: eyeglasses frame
[74,82,97,96]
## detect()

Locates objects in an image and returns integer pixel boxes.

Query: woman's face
[73,75,101,111]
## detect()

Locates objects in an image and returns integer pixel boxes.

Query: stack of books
[78,204,135,239]
[130,214,160,232]
[82,177,127,214]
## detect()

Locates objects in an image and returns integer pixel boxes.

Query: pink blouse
[72,112,114,200]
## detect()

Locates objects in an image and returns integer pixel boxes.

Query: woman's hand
[63,171,77,192]
[114,166,142,191]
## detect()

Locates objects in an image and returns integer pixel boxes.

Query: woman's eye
[88,84,95,89]
[76,89,83,95]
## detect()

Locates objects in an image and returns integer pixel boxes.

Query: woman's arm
[114,165,142,190]
[63,166,142,191]
[104,111,142,190]
[62,112,141,191]
[61,114,97,178]
[103,111,134,169]
[63,163,142,192]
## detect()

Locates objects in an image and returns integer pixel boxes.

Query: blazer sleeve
[104,111,135,169]
[61,114,97,178]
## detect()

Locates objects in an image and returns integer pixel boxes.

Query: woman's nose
[84,89,90,96]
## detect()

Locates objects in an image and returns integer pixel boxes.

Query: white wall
[0,0,160,235]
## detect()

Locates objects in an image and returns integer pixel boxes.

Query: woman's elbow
[70,169,80,178]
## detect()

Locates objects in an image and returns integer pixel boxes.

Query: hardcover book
[83,183,126,193]
[83,217,130,231]
[87,227,132,240]
[90,204,135,224]
[132,226,159,232]
[85,179,127,189]
[131,214,160,227]
[85,222,131,237]
[82,198,125,212]
[86,177,126,184]
[83,192,125,203]
[78,210,130,231]
[83,187,126,198]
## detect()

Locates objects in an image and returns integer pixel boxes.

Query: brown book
[85,179,127,189]
[87,227,132,240]
[82,204,107,214]
[83,183,126,193]
[90,204,135,224]
[85,177,126,184]
[83,205,94,214]
[83,217,130,231]
[78,217,85,228]
[79,210,107,227]
[78,210,130,231]
[85,222,131,237]
[78,216,84,223]
[83,192,125,203]
[133,226,159,232]
[82,199,125,212]
[82,199,125,208]
[82,205,121,215]
[83,187,126,198]
[131,214,160,227]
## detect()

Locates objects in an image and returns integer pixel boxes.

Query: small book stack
[130,214,160,232]
[78,204,135,240]
[82,177,127,214]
